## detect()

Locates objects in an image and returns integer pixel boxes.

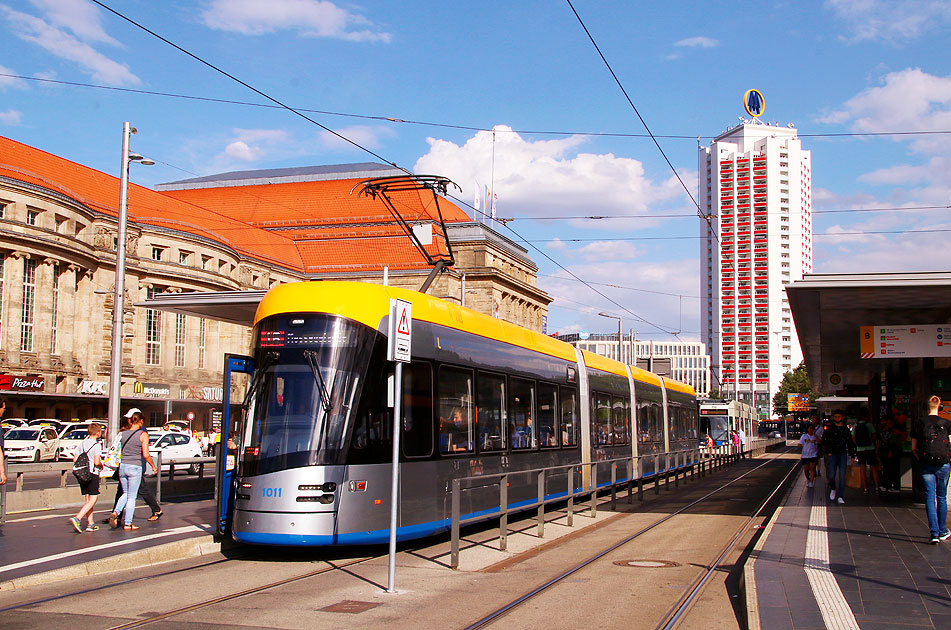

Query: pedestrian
[200,433,210,456]
[213,428,221,457]
[811,417,824,480]
[69,422,103,532]
[102,415,163,524]
[821,409,855,504]
[798,423,820,488]
[852,409,880,492]
[738,427,747,459]
[877,415,901,491]
[110,409,158,531]
[0,398,8,489]
[911,395,951,544]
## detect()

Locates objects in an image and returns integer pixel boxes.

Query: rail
[449,438,784,568]
[0,454,216,523]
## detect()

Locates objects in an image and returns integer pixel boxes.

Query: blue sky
[2,0,950,340]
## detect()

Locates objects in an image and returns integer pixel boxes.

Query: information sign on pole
[387,299,413,363]
[386,298,411,594]
[787,393,810,412]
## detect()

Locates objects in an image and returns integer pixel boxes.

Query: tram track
[464,448,798,630]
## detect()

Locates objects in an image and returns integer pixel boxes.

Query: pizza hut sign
[0,374,46,392]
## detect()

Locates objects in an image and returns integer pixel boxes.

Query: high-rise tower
[700,122,812,416]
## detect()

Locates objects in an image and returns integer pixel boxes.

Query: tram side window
[537,383,558,447]
[650,403,663,442]
[638,401,651,443]
[438,366,474,455]
[509,378,536,450]
[401,362,433,458]
[612,395,630,445]
[593,391,611,446]
[560,386,579,447]
[687,407,698,439]
[477,373,506,452]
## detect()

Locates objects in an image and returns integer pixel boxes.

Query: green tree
[707,388,722,400]
[772,361,819,418]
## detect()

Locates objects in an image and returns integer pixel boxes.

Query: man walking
[912,396,951,544]
[821,409,855,504]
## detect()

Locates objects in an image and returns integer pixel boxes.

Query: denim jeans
[116,463,143,526]
[827,453,849,500]
[921,462,951,538]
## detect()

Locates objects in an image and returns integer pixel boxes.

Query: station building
[0,136,550,430]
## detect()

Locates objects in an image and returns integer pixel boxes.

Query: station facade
[0,136,550,431]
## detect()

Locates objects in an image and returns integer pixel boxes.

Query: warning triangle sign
[397,309,410,335]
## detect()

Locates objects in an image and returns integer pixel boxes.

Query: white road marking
[803,493,860,630]
[0,524,211,575]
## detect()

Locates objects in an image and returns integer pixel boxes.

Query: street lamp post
[107,122,153,441]
[598,312,623,363]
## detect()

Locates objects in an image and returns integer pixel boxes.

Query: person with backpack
[69,422,103,532]
[852,409,880,492]
[821,409,856,504]
[912,396,951,544]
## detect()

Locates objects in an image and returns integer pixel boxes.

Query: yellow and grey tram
[217,281,698,546]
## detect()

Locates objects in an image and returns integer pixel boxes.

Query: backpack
[921,418,951,466]
[72,443,97,484]
[854,422,873,447]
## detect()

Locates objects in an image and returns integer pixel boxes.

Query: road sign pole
[386,298,412,594]
[387,360,403,593]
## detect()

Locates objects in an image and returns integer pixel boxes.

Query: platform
[0,498,218,589]
[747,469,951,629]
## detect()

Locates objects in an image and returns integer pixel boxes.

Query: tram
[217,281,698,546]
[698,400,755,446]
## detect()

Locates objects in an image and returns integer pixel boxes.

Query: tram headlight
[298,482,337,492]
[297,495,334,504]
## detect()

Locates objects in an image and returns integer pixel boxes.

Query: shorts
[801,457,819,465]
[78,475,100,496]
[856,451,877,466]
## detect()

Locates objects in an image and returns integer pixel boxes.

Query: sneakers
[939,530,951,541]
[807,481,814,488]
[85,524,100,532]
[837,497,846,505]
[69,517,82,533]
[930,536,941,545]
[830,489,837,501]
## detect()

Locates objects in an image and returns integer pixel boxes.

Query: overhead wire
[88,1,679,335]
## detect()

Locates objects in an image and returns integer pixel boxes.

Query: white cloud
[319,125,396,150]
[0,109,22,124]
[673,36,718,48]
[826,0,951,43]
[817,222,951,272]
[1,5,139,86]
[414,126,684,226]
[575,240,639,262]
[0,64,26,88]
[224,141,262,162]
[29,0,119,45]
[201,0,391,42]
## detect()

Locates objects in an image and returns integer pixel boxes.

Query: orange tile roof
[0,136,471,275]
[160,177,470,228]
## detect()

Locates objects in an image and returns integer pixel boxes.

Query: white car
[3,426,60,462]
[28,419,67,435]
[148,431,204,474]
[57,427,98,461]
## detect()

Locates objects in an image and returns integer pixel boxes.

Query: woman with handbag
[69,422,104,533]
[111,409,157,531]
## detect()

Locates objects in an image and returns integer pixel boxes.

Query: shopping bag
[845,464,863,489]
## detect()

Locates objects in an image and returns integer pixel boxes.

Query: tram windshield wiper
[242,351,279,409]
[303,350,333,415]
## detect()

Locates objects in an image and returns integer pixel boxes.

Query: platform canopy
[137,289,267,327]
[786,271,951,392]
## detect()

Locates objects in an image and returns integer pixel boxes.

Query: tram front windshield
[240,316,375,476]
[706,415,730,443]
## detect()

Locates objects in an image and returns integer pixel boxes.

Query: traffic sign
[387,298,412,363]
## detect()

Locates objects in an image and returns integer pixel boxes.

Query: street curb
[742,503,784,630]
[0,534,230,592]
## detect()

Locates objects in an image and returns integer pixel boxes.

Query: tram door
[217,354,255,536]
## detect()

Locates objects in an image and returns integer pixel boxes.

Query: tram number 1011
[262,487,282,498]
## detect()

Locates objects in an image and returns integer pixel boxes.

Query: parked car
[3,427,60,462]
[768,431,784,439]
[57,427,98,461]
[148,431,204,474]
[28,419,67,436]
[1,418,29,434]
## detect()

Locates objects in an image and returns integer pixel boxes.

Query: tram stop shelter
[786,271,951,490]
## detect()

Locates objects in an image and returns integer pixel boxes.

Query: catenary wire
[500,204,951,221]
[5,72,949,141]
[86,2,680,336]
